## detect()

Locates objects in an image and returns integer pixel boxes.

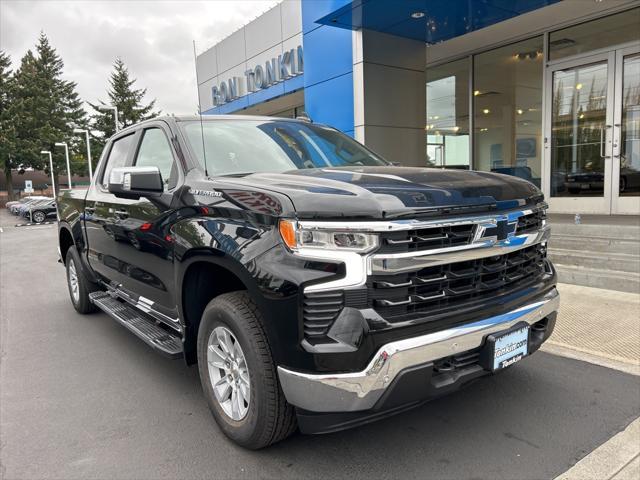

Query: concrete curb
[555,418,640,480]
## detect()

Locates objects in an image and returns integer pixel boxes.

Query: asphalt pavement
[1,210,639,480]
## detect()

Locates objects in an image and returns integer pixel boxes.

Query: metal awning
[315,0,561,44]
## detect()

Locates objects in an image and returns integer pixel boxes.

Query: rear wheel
[65,246,98,314]
[197,291,297,449]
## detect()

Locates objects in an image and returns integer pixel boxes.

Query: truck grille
[301,208,549,339]
[377,208,545,254]
[378,223,476,254]
[303,291,344,338]
[367,243,547,322]
[516,210,546,234]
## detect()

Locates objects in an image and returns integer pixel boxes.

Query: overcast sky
[0,0,279,114]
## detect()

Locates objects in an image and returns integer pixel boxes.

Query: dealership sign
[211,46,303,107]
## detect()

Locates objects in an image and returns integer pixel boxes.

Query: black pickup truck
[56,115,559,449]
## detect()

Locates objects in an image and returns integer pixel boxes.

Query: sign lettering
[211,45,303,107]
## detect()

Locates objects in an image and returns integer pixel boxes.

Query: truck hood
[216,166,543,219]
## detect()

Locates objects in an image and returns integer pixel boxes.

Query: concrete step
[548,248,640,274]
[554,264,640,293]
[548,222,640,240]
[549,234,640,256]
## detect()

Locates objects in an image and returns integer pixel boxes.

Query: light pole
[54,142,72,189]
[73,128,93,181]
[98,105,119,132]
[40,150,56,197]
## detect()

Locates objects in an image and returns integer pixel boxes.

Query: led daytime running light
[278,219,378,253]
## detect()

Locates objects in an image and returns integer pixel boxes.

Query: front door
[85,123,182,319]
[546,45,640,214]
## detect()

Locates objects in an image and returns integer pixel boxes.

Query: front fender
[171,216,340,370]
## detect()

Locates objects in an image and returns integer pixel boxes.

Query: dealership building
[196,0,640,217]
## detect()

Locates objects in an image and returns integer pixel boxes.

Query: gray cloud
[0,0,278,115]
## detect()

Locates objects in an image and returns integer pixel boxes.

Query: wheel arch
[178,253,267,365]
[58,225,75,266]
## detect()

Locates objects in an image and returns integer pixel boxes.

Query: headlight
[279,219,378,253]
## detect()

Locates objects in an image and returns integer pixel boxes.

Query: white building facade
[197,0,640,216]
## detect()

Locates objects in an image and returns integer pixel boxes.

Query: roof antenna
[192,40,209,178]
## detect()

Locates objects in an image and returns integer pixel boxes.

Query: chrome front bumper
[278,287,559,413]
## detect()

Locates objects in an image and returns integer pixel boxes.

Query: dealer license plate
[492,325,529,370]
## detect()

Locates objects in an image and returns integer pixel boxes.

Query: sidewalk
[545,283,640,371]
[547,283,640,480]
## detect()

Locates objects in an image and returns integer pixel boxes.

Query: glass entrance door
[546,46,640,214]
[612,48,640,214]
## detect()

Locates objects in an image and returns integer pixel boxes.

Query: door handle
[600,125,612,159]
[114,209,129,219]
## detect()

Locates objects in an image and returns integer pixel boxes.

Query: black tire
[65,246,99,314]
[197,291,297,449]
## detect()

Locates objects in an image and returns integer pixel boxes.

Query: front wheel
[197,291,297,449]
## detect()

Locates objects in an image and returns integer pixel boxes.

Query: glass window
[549,8,640,61]
[179,120,388,176]
[426,58,470,169]
[135,128,177,189]
[620,53,640,197]
[271,105,306,119]
[102,133,135,189]
[473,36,543,187]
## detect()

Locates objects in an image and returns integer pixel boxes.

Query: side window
[102,134,135,189]
[134,128,177,190]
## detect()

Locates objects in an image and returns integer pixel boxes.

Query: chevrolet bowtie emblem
[475,216,519,243]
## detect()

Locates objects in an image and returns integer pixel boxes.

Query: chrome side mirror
[108,166,163,199]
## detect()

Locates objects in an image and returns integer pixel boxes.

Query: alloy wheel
[68,258,80,304]
[207,326,250,421]
[33,211,46,223]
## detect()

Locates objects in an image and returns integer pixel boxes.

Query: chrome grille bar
[369,227,549,274]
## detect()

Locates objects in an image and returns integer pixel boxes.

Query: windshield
[179,119,388,175]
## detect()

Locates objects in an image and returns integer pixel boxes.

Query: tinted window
[102,134,135,189]
[180,120,388,176]
[135,128,176,189]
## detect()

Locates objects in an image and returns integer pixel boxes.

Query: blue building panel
[283,74,305,94]
[302,25,353,88]
[203,76,303,115]
[246,82,286,105]
[300,0,354,133]
[301,0,354,34]
[304,72,354,134]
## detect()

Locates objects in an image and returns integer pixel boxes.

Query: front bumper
[278,287,559,414]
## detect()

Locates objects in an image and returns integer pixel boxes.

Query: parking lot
[1,209,638,480]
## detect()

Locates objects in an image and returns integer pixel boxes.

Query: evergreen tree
[0,50,16,199]
[9,33,87,192]
[89,58,159,157]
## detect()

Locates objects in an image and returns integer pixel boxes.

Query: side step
[89,291,183,359]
